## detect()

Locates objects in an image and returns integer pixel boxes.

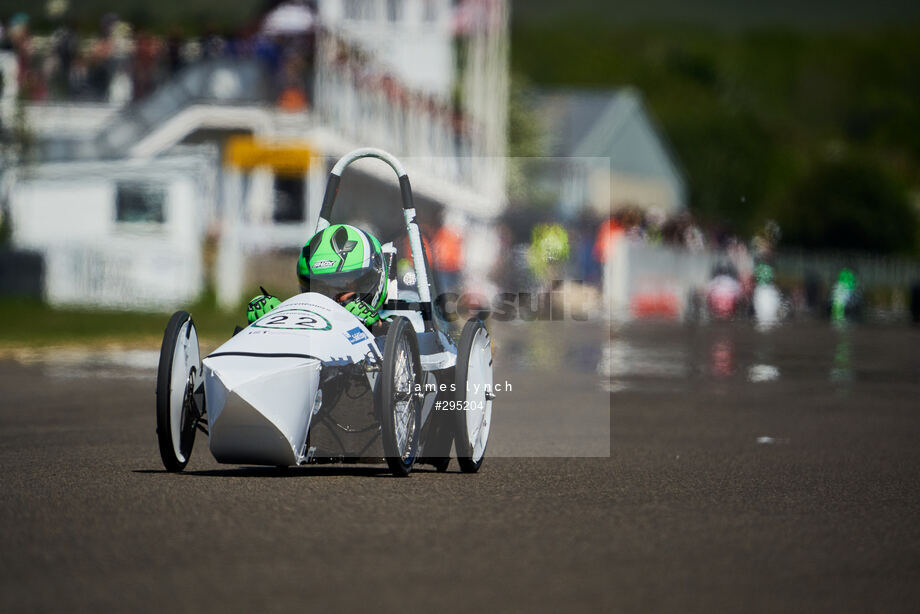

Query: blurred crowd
[0,10,315,109]
[419,203,714,296]
[420,201,900,324]
[485,205,714,291]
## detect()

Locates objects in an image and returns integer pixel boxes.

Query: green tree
[779,160,917,254]
[511,19,920,250]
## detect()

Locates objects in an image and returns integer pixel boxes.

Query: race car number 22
[252,309,332,331]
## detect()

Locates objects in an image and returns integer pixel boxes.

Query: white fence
[603,241,920,322]
[604,239,713,321]
[44,240,202,311]
[774,250,920,289]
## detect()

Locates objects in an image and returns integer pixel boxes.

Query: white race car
[155,148,493,477]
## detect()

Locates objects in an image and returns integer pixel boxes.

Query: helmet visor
[300,267,381,302]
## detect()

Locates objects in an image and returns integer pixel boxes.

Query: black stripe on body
[206,351,319,360]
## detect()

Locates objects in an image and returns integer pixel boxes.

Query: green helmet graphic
[297,224,389,311]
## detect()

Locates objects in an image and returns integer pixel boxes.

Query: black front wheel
[155,311,202,472]
[378,317,422,477]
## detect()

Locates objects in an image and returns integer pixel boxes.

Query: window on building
[115,182,165,224]
[345,0,375,20]
[344,0,360,19]
[423,0,439,22]
[387,0,404,22]
[273,175,305,223]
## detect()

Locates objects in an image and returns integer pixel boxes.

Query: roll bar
[316,148,432,306]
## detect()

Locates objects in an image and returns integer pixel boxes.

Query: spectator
[51,22,77,97]
[432,213,464,293]
[593,214,623,264]
[571,211,601,285]
[132,31,161,99]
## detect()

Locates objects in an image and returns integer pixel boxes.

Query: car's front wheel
[155,311,202,472]
[378,317,422,477]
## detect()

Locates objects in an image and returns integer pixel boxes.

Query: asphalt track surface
[2,320,920,612]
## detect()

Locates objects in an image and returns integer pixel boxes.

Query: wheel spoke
[383,324,421,469]
[391,338,417,458]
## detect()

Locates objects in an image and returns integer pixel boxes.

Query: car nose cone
[203,355,321,466]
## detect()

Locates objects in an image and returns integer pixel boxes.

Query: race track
[2,320,920,612]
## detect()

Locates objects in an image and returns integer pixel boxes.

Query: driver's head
[297,224,388,310]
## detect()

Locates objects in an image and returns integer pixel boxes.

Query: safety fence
[602,240,920,322]
[603,239,713,321]
[774,249,920,289]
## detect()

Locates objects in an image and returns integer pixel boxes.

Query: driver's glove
[344,298,380,327]
[247,292,281,324]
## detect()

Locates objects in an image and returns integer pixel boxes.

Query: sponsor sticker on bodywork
[344,326,368,344]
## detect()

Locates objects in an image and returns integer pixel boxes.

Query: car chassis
[155,148,494,477]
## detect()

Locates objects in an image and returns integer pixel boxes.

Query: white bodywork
[202,293,379,466]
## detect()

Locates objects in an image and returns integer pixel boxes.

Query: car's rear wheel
[453,319,493,473]
[156,311,202,472]
[379,317,422,477]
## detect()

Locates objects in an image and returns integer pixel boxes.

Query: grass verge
[0,297,246,350]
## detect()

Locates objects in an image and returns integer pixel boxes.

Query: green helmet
[297,224,389,311]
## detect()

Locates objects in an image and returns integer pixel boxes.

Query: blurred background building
[533,88,686,218]
[0,0,918,324]
[0,0,509,310]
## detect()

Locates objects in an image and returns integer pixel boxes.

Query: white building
[0,0,509,310]
[318,0,455,96]
[6,154,214,309]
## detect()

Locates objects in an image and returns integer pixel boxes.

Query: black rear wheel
[453,319,493,473]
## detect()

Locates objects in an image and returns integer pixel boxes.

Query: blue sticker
[345,326,368,344]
